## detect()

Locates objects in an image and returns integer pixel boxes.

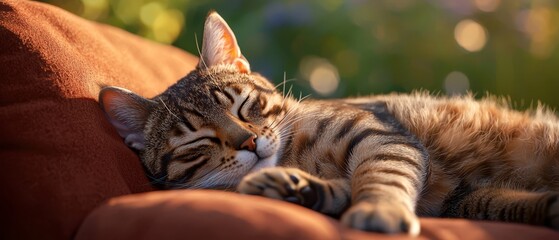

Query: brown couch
[1,1,558,239]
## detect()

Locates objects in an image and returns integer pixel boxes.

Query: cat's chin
[249,154,279,173]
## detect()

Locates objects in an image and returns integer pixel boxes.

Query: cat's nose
[240,135,257,152]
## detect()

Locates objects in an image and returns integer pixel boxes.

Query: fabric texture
[1,1,558,239]
[0,0,196,239]
[76,190,559,240]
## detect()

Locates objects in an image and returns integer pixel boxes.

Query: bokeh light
[300,57,340,96]
[81,0,108,20]
[41,0,559,108]
[150,9,184,44]
[113,0,143,25]
[454,19,487,52]
[473,0,501,12]
[334,50,359,78]
[444,71,470,96]
[516,7,557,59]
[139,2,164,27]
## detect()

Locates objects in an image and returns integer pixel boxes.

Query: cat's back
[343,92,559,214]
[344,92,559,145]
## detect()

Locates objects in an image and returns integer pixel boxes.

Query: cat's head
[99,12,291,189]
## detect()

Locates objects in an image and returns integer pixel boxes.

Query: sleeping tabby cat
[99,12,559,235]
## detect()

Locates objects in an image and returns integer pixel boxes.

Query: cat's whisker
[277,113,309,127]
[268,107,293,128]
[145,173,170,188]
[194,173,235,190]
[275,80,296,91]
[270,106,296,129]
[273,118,307,138]
[276,119,306,134]
[194,33,223,85]
[194,33,208,69]
[270,91,294,128]
[267,112,282,130]
[277,114,319,129]
[166,162,226,189]
[298,93,311,102]
[270,108,297,129]
[277,127,314,138]
[158,97,180,120]
[268,75,301,130]
[204,172,238,189]
[273,108,312,128]
[190,163,232,189]
[272,115,299,131]
[274,78,296,92]
[282,72,287,98]
[276,100,304,123]
[286,85,294,99]
[269,90,295,129]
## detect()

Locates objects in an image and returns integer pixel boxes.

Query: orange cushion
[76,190,559,240]
[0,0,196,239]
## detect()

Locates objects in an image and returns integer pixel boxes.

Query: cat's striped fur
[100,12,559,235]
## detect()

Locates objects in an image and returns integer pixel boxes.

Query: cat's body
[271,93,559,215]
[99,12,559,235]
[348,94,559,215]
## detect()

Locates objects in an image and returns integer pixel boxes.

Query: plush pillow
[76,190,559,240]
[0,0,196,239]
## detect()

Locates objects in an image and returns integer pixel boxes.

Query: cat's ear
[99,87,156,151]
[198,11,251,73]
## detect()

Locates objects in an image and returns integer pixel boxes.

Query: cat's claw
[341,201,420,236]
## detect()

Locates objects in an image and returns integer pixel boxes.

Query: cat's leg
[237,167,350,216]
[441,186,559,230]
[331,103,429,235]
[339,151,426,236]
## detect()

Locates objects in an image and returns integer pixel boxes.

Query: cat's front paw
[237,167,320,209]
[341,201,420,236]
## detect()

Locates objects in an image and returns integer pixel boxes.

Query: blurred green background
[41,0,559,108]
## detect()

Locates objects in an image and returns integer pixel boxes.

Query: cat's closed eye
[240,96,264,122]
[180,137,220,147]
[237,95,252,122]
